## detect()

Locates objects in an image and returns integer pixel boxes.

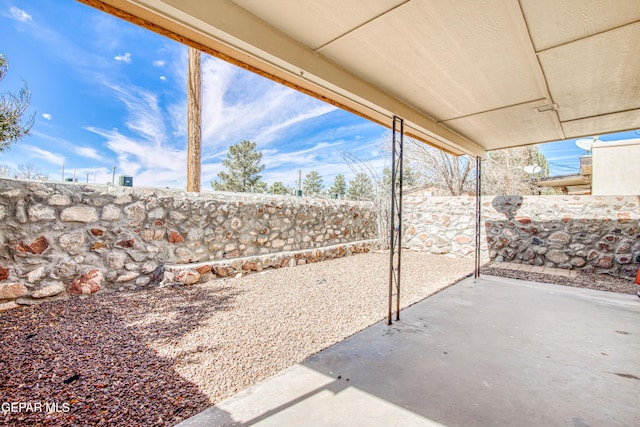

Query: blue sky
[538,130,640,176]
[0,0,386,189]
[1,1,637,188]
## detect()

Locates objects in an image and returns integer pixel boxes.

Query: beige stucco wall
[592,139,640,196]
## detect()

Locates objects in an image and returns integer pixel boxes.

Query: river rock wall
[0,179,377,310]
[403,194,640,279]
[2,179,638,312]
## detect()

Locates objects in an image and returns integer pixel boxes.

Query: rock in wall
[0,179,377,308]
[403,194,640,279]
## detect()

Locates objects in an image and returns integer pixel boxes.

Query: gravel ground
[0,252,474,427]
[2,253,636,426]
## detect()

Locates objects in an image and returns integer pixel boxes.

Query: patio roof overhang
[78,0,640,158]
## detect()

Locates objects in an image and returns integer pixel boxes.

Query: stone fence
[0,179,376,310]
[2,179,638,311]
[403,194,640,279]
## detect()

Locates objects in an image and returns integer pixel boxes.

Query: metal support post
[388,116,404,324]
[474,156,482,279]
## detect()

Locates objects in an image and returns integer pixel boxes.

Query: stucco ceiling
[79,0,640,158]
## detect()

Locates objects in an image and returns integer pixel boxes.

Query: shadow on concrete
[177,276,640,426]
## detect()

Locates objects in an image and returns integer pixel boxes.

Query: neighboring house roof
[536,174,591,195]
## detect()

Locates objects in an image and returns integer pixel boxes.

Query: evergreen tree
[382,163,418,189]
[403,163,417,186]
[348,173,374,201]
[303,170,323,194]
[269,181,289,195]
[211,140,266,192]
[329,174,347,196]
[1,54,34,150]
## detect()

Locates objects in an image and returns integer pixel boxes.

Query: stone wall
[0,179,377,310]
[3,180,638,311]
[403,194,640,279]
[404,196,478,257]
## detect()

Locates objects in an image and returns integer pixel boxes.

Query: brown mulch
[481,265,639,295]
[0,285,229,427]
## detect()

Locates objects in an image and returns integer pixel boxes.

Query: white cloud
[257,138,389,187]
[86,127,146,181]
[200,162,223,185]
[8,7,112,77]
[160,75,166,81]
[22,145,65,165]
[74,146,103,161]
[42,113,52,120]
[85,81,186,187]
[10,7,32,22]
[153,60,165,67]
[253,104,336,145]
[199,57,336,152]
[81,49,380,189]
[262,142,342,169]
[114,52,131,63]
[104,83,166,143]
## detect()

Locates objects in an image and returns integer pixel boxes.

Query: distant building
[119,176,133,187]
[591,139,640,196]
[536,174,591,195]
[537,138,640,196]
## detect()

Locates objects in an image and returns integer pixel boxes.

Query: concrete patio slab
[177,275,640,427]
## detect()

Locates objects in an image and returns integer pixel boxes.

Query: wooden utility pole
[187,47,202,192]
